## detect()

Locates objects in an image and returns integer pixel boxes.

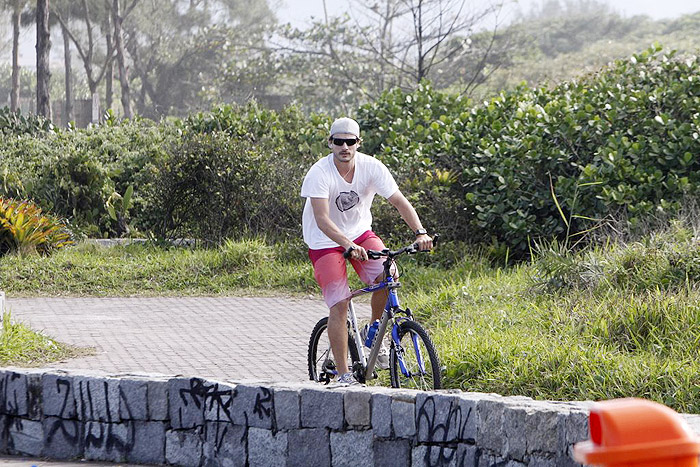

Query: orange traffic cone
[574,398,700,466]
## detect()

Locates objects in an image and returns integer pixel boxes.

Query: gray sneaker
[376,344,390,370]
[337,372,362,386]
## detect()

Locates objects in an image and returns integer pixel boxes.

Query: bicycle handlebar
[343,234,439,260]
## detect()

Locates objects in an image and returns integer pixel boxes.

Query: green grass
[0,311,91,366]
[4,231,700,412]
[0,240,319,297]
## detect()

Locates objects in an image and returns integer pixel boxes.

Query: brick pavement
[3,296,359,383]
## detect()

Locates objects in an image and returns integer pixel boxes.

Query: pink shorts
[309,231,387,308]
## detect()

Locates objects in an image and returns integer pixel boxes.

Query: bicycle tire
[389,319,442,390]
[308,317,360,383]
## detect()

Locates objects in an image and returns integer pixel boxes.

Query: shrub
[0,107,54,135]
[146,131,304,243]
[0,197,73,256]
[219,237,275,270]
[31,145,114,233]
[354,46,700,259]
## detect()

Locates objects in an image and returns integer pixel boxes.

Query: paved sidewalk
[4,296,349,383]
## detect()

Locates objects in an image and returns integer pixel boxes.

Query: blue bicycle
[307,238,442,390]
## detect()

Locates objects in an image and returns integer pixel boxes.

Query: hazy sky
[9,0,700,67]
[277,0,700,27]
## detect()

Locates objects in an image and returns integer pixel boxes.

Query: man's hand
[415,234,433,251]
[345,244,368,261]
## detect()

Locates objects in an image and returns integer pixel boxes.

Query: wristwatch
[414,229,428,236]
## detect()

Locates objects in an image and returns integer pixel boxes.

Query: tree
[50,0,81,122]
[53,0,114,110]
[123,0,274,117]
[36,0,51,118]
[273,0,507,113]
[6,0,28,112]
[110,0,140,118]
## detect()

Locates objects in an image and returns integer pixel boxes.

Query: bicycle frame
[346,257,424,382]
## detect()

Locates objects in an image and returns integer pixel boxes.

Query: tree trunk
[105,29,113,111]
[112,0,132,118]
[62,22,73,123]
[416,0,425,83]
[36,0,51,118]
[11,0,21,112]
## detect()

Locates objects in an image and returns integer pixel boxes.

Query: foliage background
[1,47,698,261]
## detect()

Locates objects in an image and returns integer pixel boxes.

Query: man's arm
[387,191,433,250]
[310,198,368,261]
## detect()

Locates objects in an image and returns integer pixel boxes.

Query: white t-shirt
[301,152,399,249]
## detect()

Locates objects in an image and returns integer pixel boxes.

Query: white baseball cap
[329,117,360,138]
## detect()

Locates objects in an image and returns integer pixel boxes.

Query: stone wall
[0,368,594,466]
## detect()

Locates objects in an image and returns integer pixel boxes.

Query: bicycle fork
[392,318,426,378]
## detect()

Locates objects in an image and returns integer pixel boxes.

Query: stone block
[166,428,203,467]
[455,444,477,467]
[330,430,373,467]
[371,393,392,437]
[42,374,77,419]
[373,438,409,467]
[557,409,589,467]
[476,398,506,452]
[0,414,7,453]
[7,417,42,457]
[42,416,82,459]
[684,414,700,435]
[559,409,588,448]
[301,388,344,430]
[119,379,148,420]
[344,390,371,428]
[148,380,169,420]
[392,400,415,438]
[229,384,274,430]
[1,372,28,416]
[288,428,330,467]
[200,381,236,424]
[203,421,246,467]
[127,421,166,465]
[83,421,130,462]
[416,393,465,443]
[477,451,506,467]
[248,427,287,467]
[274,388,300,430]
[169,378,206,429]
[504,405,559,460]
[26,373,42,420]
[75,377,120,423]
[412,445,458,467]
[528,455,558,467]
[455,395,478,442]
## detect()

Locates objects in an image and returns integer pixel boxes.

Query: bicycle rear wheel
[389,319,442,390]
[308,317,360,384]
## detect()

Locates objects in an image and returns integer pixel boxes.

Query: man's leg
[371,279,388,321]
[328,298,351,375]
[310,249,353,378]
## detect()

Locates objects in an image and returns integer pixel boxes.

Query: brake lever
[367,250,382,260]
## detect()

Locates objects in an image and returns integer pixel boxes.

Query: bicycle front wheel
[308,317,359,384]
[389,319,442,390]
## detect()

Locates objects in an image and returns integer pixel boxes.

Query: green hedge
[0,46,697,255]
[357,46,700,257]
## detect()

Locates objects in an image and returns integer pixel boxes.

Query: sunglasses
[332,138,359,146]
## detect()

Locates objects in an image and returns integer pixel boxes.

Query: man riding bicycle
[301,117,433,385]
